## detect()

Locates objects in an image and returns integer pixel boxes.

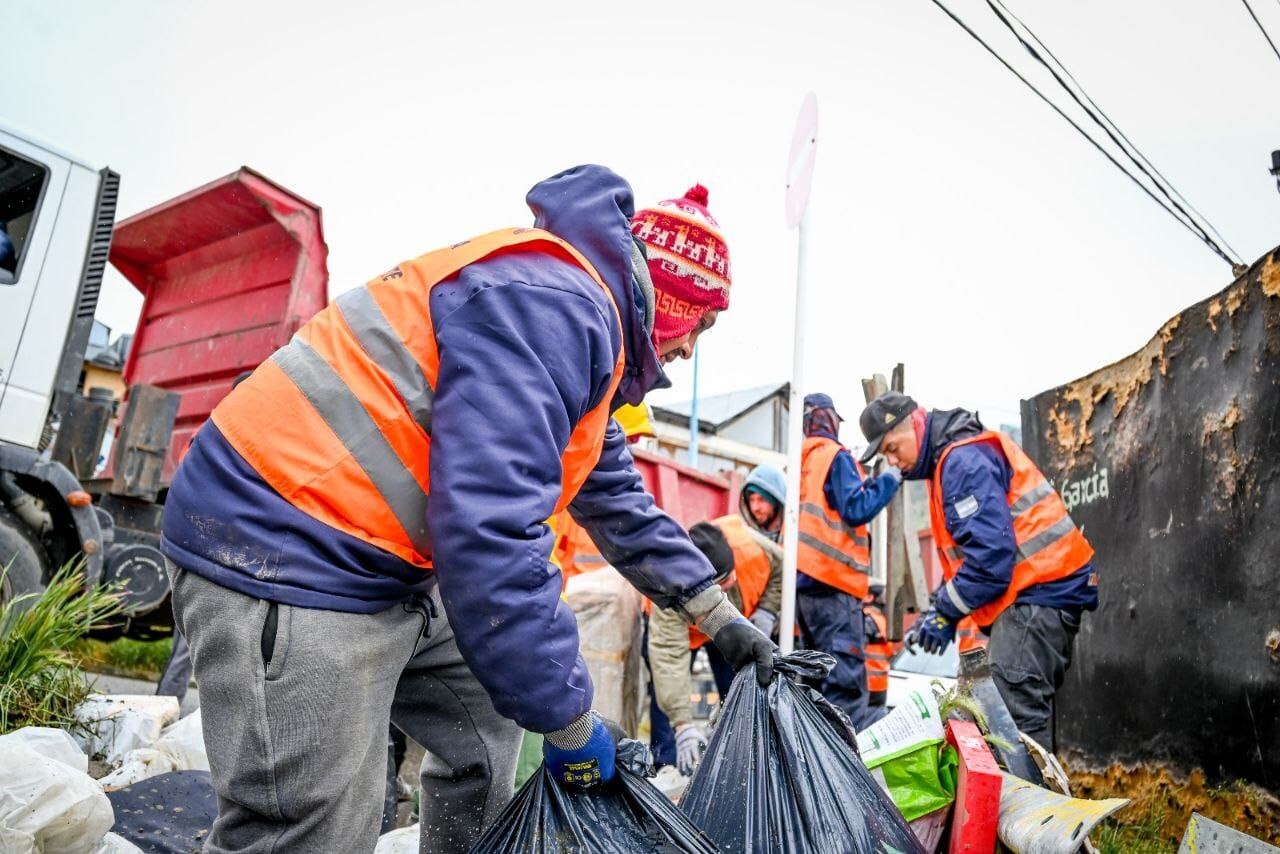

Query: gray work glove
[681,586,777,687]
[674,723,708,776]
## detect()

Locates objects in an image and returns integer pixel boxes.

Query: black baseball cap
[858,391,918,463]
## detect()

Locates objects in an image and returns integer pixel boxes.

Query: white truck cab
[0,125,118,605]
[0,125,118,450]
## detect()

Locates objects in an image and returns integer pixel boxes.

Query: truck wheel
[0,506,47,609]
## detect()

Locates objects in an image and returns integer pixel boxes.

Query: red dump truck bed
[109,168,328,483]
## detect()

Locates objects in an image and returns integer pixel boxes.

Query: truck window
[0,147,49,285]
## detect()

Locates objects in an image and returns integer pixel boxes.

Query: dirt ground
[1067,757,1280,846]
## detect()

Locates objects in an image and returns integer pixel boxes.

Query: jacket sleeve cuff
[692,593,742,639]
[936,581,970,622]
[545,712,595,750]
[679,585,724,624]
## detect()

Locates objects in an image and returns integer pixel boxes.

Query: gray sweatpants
[168,562,522,853]
[988,602,1081,751]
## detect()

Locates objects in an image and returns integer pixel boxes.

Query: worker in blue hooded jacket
[160,168,774,852]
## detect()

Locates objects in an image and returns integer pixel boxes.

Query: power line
[1241,0,1280,66]
[924,0,1242,269]
[985,0,1244,265]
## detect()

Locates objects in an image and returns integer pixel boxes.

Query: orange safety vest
[553,512,610,586]
[956,617,987,653]
[686,514,773,650]
[798,436,873,598]
[212,228,625,568]
[929,431,1094,628]
[864,604,891,696]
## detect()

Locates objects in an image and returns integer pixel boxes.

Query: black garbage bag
[681,651,925,853]
[470,738,716,853]
[106,770,218,854]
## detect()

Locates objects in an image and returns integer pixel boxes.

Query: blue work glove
[906,609,955,655]
[881,466,903,485]
[543,712,624,788]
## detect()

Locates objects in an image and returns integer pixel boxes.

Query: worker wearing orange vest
[160,168,776,852]
[796,393,901,729]
[649,514,783,774]
[859,392,1098,750]
[863,584,893,711]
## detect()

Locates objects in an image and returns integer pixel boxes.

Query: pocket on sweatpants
[261,602,291,680]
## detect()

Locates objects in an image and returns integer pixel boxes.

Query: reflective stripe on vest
[797,436,872,598]
[928,431,1095,628]
[956,617,987,653]
[689,514,774,650]
[213,228,624,568]
[864,604,891,693]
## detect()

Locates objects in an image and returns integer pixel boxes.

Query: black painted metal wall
[1021,250,1280,791]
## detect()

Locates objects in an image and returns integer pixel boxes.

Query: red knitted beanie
[630,185,731,346]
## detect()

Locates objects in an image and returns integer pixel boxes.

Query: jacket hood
[910,407,985,480]
[526,165,669,407]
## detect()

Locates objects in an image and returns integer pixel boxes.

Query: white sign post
[779,92,818,654]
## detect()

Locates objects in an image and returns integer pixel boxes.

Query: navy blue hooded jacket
[905,409,1098,621]
[797,429,900,595]
[161,166,715,733]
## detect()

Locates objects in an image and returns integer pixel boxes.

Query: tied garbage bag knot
[469,737,716,853]
[681,652,925,854]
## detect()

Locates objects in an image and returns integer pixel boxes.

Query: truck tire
[0,506,47,609]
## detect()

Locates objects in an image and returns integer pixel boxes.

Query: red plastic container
[110,168,328,483]
[945,718,1002,853]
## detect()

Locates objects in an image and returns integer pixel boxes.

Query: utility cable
[925,0,1241,269]
[985,0,1244,266]
[1241,0,1280,66]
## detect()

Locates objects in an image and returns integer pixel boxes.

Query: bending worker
[649,466,786,774]
[797,393,901,729]
[858,391,1098,750]
[160,168,775,852]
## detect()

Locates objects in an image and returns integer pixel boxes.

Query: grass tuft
[1094,803,1177,854]
[0,562,126,734]
[68,636,174,680]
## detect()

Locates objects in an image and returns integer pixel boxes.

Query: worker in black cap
[795,393,901,729]
[858,391,1098,749]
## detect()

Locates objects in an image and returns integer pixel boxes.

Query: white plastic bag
[91,831,145,853]
[375,823,420,853]
[74,694,179,765]
[99,709,209,790]
[153,708,207,771]
[0,726,88,773]
[98,748,179,791]
[0,742,114,854]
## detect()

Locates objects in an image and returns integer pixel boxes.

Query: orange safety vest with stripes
[643,514,773,649]
[864,603,892,696]
[798,436,872,599]
[553,512,610,585]
[212,228,625,569]
[929,431,1094,629]
[956,617,987,653]
[687,514,772,649]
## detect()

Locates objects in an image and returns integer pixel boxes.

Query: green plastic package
[856,689,959,822]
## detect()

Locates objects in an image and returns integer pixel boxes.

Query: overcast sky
[5,0,1279,434]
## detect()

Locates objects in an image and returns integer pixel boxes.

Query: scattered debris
[999,773,1129,854]
[1178,812,1280,853]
